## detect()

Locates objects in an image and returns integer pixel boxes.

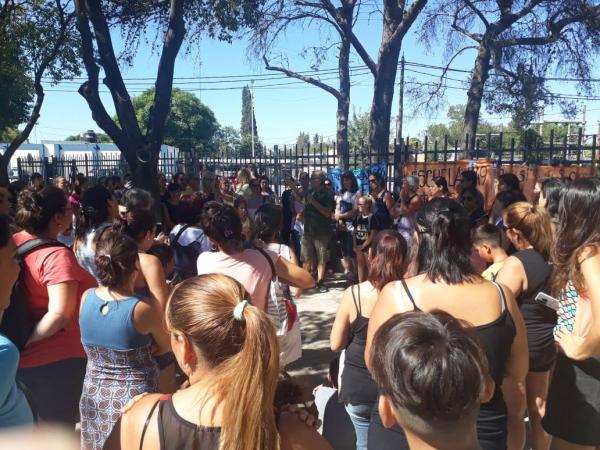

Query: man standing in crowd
[300,170,334,293]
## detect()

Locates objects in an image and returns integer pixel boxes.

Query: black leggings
[17,358,86,426]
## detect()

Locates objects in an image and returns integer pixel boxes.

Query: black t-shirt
[352,214,379,246]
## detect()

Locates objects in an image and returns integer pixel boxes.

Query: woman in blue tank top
[79,231,173,450]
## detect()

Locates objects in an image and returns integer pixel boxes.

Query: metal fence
[17,129,598,195]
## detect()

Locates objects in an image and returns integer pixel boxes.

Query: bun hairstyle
[254,203,283,243]
[415,197,477,284]
[76,185,113,241]
[166,275,280,450]
[368,230,407,291]
[370,311,489,435]
[15,186,68,234]
[113,208,155,242]
[95,231,139,289]
[552,177,600,296]
[503,201,552,260]
[202,201,243,254]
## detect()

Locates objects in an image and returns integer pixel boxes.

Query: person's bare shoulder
[278,412,333,450]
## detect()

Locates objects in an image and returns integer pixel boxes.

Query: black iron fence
[16,130,598,195]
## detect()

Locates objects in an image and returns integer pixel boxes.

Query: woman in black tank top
[104,275,331,450]
[330,231,407,450]
[365,198,528,450]
[495,202,554,450]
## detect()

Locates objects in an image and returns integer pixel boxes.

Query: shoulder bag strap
[255,247,276,280]
[170,224,191,247]
[139,398,162,450]
[17,238,68,258]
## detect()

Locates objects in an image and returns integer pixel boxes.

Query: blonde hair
[237,168,252,186]
[166,274,280,450]
[503,201,552,260]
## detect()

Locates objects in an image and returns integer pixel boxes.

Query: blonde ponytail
[504,201,553,259]
[166,274,281,450]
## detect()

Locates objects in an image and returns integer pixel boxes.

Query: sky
[31,5,600,147]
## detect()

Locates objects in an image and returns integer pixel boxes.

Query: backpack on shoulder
[0,239,68,351]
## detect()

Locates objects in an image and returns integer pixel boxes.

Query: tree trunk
[463,41,492,154]
[0,157,9,187]
[368,38,402,163]
[337,36,351,170]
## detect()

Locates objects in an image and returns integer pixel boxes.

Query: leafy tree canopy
[127,88,219,154]
[0,31,32,134]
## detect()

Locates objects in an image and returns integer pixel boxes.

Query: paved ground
[287,275,348,400]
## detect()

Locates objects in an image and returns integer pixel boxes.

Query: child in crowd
[473,224,508,281]
[147,243,176,284]
[352,196,379,282]
[234,197,255,246]
[370,311,493,450]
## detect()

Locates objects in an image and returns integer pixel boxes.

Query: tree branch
[464,0,489,27]
[83,0,143,144]
[263,55,341,100]
[74,0,129,157]
[390,0,429,44]
[147,0,186,151]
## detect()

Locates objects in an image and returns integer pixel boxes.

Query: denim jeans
[345,402,374,450]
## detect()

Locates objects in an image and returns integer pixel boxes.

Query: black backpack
[0,239,68,351]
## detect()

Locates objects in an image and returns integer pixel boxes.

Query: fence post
[592,134,597,167]
[576,127,582,164]
[464,134,470,160]
[454,139,458,161]
[424,135,428,162]
[498,132,504,164]
[84,153,89,177]
[443,135,448,162]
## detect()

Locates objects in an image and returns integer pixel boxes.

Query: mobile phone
[535,292,560,311]
[155,222,163,236]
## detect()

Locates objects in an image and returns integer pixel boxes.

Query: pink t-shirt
[196,249,279,311]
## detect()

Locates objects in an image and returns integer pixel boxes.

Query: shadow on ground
[288,308,338,401]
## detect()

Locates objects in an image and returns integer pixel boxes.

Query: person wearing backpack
[12,187,97,426]
[168,194,211,280]
[0,214,33,428]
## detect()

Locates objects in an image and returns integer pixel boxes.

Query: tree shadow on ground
[288,308,337,401]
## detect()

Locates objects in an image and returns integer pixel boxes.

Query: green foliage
[210,125,241,156]
[296,132,310,149]
[0,31,33,134]
[348,110,370,149]
[129,88,218,153]
[240,85,257,138]
[0,128,20,142]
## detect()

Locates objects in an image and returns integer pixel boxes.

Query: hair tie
[101,253,112,261]
[233,300,250,322]
[224,229,234,238]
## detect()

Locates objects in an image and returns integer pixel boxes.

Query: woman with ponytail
[74,185,119,279]
[495,201,554,450]
[105,274,331,450]
[366,197,528,450]
[114,209,169,309]
[78,231,172,450]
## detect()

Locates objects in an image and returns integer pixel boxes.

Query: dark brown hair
[95,231,139,289]
[15,186,68,234]
[368,230,407,291]
[178,193,204,225]
[370,311,488,434]
[202,201,243,254]
[472,224,503,248]
[552,177,600,296]
[113,208,155,242]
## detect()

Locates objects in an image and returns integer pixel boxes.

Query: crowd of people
[0,163,598,450]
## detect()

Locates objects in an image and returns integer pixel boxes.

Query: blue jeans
[345,402,373,450]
